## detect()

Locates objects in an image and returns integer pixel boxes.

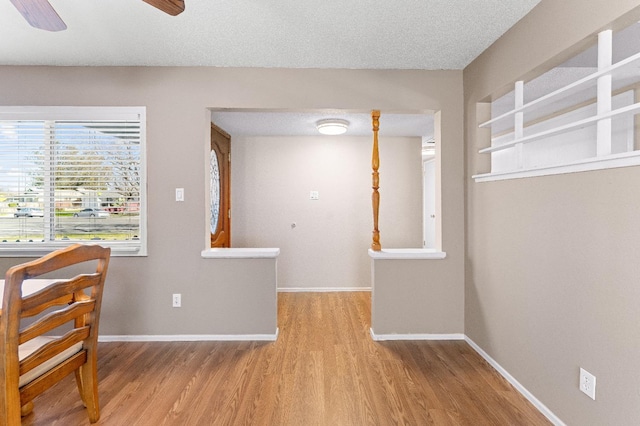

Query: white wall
[231,135,422,290]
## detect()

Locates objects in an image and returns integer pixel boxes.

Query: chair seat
[19,337,83,387]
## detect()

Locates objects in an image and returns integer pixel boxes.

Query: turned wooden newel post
[371,110,381,251]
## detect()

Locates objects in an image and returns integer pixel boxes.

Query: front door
[210,123,231,247]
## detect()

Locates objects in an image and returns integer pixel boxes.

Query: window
[0,107,146,256]
[474,22,640,182]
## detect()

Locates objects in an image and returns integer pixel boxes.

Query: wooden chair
[0,244,110,425]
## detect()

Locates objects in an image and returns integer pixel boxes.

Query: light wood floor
[23,292,550,425]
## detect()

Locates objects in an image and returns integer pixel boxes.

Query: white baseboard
[99,328,279,342]
[464,336,565,426]
[370,328,464,341]
[277,287,371,292]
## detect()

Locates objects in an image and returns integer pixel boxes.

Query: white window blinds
[0,107,146,256]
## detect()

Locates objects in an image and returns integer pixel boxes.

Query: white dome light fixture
[316,119,349,135]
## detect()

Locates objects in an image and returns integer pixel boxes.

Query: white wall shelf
[473,150,640,182]
[476,29,640,182]
[479,101,640,154]
[479,50,640,129]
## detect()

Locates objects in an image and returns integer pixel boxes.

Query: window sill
[473,150,640,182]
[0,241,145,257]
[201,248,280,259]
[368,248,447,260]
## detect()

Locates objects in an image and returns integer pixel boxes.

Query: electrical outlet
[172,293,181,308]
[580,368,596,400]
[310,191,319,200]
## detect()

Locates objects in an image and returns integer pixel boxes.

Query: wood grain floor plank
[21,292,551,426]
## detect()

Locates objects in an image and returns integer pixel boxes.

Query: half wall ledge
[368,248,446,260]
[201,248,280,259]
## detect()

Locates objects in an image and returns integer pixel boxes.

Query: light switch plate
[176,188,184,202]
[310,191,319,200]
[172,293,181,308]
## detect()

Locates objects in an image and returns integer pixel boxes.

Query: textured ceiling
[0,0,540,69]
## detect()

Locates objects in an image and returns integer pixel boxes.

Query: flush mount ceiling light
[316,119,349,135]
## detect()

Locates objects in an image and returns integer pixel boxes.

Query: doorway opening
[206,108,439,289]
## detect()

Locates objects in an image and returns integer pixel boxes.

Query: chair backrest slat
[19,326,90,376]
[21,274,101,317]
[20,300,96,345]
[19,244,110,279]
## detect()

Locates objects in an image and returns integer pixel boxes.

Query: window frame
[0,106,147,257]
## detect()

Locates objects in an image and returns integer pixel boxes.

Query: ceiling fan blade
[142,0,185,16]
[10,0,66,32]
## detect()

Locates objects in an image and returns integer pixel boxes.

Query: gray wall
[372,258,463,335]
[464,1,640,424]
[231,135,422,290]
[0,67,464,336]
